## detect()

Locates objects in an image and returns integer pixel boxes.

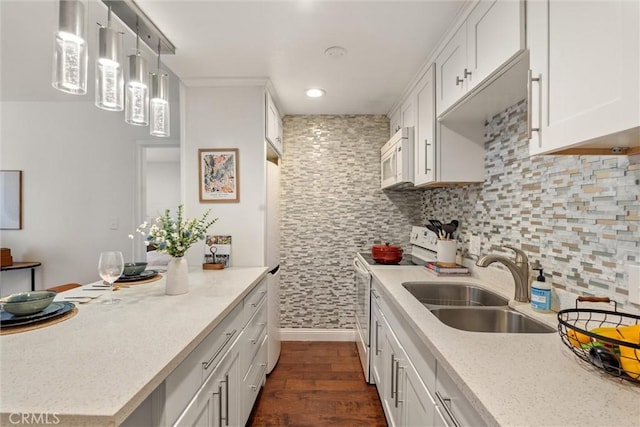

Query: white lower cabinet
[373,288,436,427]
[371,280,481,427]
[122,278,268,427]
[175,344,240,427]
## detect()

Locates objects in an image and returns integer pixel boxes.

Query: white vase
[165,256,189,295]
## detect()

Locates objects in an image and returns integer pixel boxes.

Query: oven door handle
[353,257,370,276]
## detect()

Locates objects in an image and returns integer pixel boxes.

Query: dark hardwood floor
[247,341,387,426]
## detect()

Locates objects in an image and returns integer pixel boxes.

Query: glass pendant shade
[150,72,170,137]
[96,27,124,111]
[125,53,149,126]
[52,0,88,95]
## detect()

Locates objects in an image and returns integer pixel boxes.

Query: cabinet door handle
[216,384,223,427]
[202,329,237,370]
[220,374,229,426]
[463,68,472,78]
[424,139,432,173]
[436,391,461,427]
[371,288,380,300]
[394,364,404,408]
[374,321,381,356]
[455,76,464,86]
[250,363,267,391]
[251,291,267,307]
[527,69,541,141]
[390,354,396,398]
[250,323,266,344]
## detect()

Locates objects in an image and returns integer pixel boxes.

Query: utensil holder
[436,240,457,266]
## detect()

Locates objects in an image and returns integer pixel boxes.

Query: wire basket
[557,296,640,384]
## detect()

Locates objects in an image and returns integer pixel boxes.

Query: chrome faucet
[476,245,530,302]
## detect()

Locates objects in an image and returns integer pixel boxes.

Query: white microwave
[381,127,414,189]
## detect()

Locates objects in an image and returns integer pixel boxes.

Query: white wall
[181,84,266,268]
[0,1,181,292]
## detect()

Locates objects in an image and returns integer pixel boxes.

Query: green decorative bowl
[123,262,147,276]
[1,291,56,316]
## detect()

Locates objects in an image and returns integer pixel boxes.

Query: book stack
[1,248,13,267]
[424,261,469,276]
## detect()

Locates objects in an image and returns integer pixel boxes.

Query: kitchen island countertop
[0,267,268,426]
[371,266,640,427]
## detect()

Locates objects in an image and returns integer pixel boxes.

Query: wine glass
[98,251,124,305]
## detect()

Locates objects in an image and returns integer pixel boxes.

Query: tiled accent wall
[280,115,420,328]
[420,100,640,307]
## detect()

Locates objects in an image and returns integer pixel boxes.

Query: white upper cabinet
[528,0,640,155]
[414,66,436,186]
[436,0,525,116]
[466,0,524,91]
[435,25,467,116]
[389,110,402,138]
[265,91,283,157]
[400,93,417,131]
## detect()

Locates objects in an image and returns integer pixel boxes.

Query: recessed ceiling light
[324,46,347,59]
[305,88,325,98]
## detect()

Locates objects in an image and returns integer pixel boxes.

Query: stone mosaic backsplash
[419,100,640,308]
[280,115,420,329]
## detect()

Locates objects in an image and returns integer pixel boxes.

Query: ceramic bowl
[1,291,56,316]
[123,262,148,276]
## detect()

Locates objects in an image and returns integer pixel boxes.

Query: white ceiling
[134,0,467,115]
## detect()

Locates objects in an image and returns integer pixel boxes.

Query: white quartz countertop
[370,266,640,427]
[0,267,268,426]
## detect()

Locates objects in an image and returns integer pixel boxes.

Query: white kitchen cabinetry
[389,110,402,138]
[528,0,640,155]
[265,91,283,158]
[175,344,240,427]
[436,0,525,116]
[414,66,436,186]
[400,94,417,132]
[371,279,480,427]
[238,280,268,426]
[412,64,484,187]
[123,278,268,427]
[372,284,437,427]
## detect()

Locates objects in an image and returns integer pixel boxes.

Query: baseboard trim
[280,328,356,342]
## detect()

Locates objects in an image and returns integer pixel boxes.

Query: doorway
[135,141,181,261]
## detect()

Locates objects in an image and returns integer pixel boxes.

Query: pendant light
[52,0,88,95]
[150,42,170,137]
[95,2,124,111]
[125,22,149,126]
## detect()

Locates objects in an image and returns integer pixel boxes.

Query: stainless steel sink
[429,307,555,333]
[402,282,509,307]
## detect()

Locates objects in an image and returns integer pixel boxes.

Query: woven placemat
[0,307,78,336]
[112,273,163,286]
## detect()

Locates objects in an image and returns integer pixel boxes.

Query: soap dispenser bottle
[530,266,552,312]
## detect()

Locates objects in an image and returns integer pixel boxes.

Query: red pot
[371,243,403,264]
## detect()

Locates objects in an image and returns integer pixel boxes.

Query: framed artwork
[198,149,239,203]
[0,170,22,230]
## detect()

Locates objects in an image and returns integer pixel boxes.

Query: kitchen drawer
[240,335,268,426]
[162,303,243,425]
[243,277,267,324]
[435,364,482,427]
[241,298,267,375]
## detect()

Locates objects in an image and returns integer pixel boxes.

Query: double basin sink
[402,282,554,334]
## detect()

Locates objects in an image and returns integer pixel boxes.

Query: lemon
[566,328,591,348]
[619,345,640,379]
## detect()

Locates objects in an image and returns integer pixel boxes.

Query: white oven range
[353,226,439,384]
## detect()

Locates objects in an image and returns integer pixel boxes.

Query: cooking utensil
[442,224,457,239]
[429,219,443,230]
[425,224,440,235]
[371,243,403,264]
